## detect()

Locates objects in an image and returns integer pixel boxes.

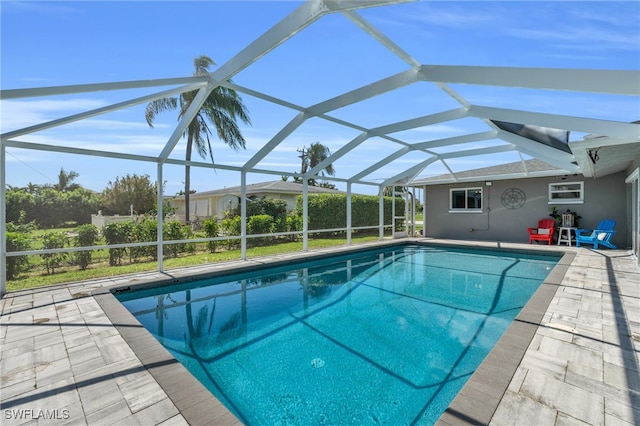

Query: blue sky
[1,1,639,196]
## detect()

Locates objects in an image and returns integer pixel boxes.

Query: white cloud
[1,98,109,132]
[7,132,169,157]
[376,3,496,30]
[509,26,639,51]
[0,99,172,135]
[409,7,495,29]
[404,124,463,135]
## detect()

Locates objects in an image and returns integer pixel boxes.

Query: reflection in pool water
[118,245,559,424]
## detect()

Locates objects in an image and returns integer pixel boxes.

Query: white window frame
[548,181,584,204]
[449,187,483,213]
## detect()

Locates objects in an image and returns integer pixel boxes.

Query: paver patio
[1,240,638,425]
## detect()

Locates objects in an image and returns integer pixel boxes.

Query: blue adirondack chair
[575,219,617,249]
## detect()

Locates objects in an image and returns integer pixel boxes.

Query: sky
[1,0,639,196]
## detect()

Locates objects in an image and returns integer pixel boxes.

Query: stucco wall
[423,172,628,248]
[625,155,640,263]
[170,192,301,221]
[91,214,137,228]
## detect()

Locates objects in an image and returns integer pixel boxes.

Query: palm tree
[53,168,80,192]
[299,142,335,186]
[26,182,40,194]
[145,55,251,223]
[383,186,405,197]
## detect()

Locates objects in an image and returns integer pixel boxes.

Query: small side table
[558,227,576,246]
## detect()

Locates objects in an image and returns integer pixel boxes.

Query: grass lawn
[6,234,384,292]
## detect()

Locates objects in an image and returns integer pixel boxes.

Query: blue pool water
[117,245,559,425]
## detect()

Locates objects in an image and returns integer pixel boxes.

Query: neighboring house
[168,180,342,222]
[412,158,633,248]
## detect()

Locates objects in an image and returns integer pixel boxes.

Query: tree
[383,186,405,197]
[63,188,100,225]
[5,188,35,224]
[318,181,337,190]
[53,168,80,192]
[7,185,98,228]
[298,142,335,186]
[34,187,66,228]
[100,174,157,215]
[145,55,251,223]
[25,182,40,194]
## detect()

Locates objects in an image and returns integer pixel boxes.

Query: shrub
[202,218,219,253]
[256,199,287,232]
[164,220,194,258]
[41,231,68,274]
[74,224,99,270]
[6,231,31,280]
[103,222,134,266]
[131,219,158,261]
[296,194,345,231]
[6,211,36,234]
[247,214,274,246]
[227,198,288,232]
[286,214,303,240]
[221,216,242,250]
[294,194,405,232]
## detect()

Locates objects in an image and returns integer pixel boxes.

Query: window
[548,182,584,204]
[450,187,482,212]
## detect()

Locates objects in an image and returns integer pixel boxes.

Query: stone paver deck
[1,240,639,425]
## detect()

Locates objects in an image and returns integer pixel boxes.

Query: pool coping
[436,246,575,425]
[92,239,573,425]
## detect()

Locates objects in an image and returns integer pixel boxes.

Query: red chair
[528,219,555,245]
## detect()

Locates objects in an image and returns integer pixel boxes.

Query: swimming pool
[117,244,560,424]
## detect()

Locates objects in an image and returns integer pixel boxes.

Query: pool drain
[311,358,325,368]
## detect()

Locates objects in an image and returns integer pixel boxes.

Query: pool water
[118,245,559,424]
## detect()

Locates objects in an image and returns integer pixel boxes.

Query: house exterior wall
[91,213,137,228]
[625,154,640,264]
[423,172,628,247]
[265,193,297,211]
[217,195,238,218]
[170,196,218,222]
[169,192,301,221]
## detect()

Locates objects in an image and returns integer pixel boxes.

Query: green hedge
[228,198,288,232]
[294,194,405,231]
[103,219,194,264]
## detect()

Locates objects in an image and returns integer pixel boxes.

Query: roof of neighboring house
[173,180,342,199]
[410,159,576,186]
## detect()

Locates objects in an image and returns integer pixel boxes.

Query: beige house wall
[170,192,301,222]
